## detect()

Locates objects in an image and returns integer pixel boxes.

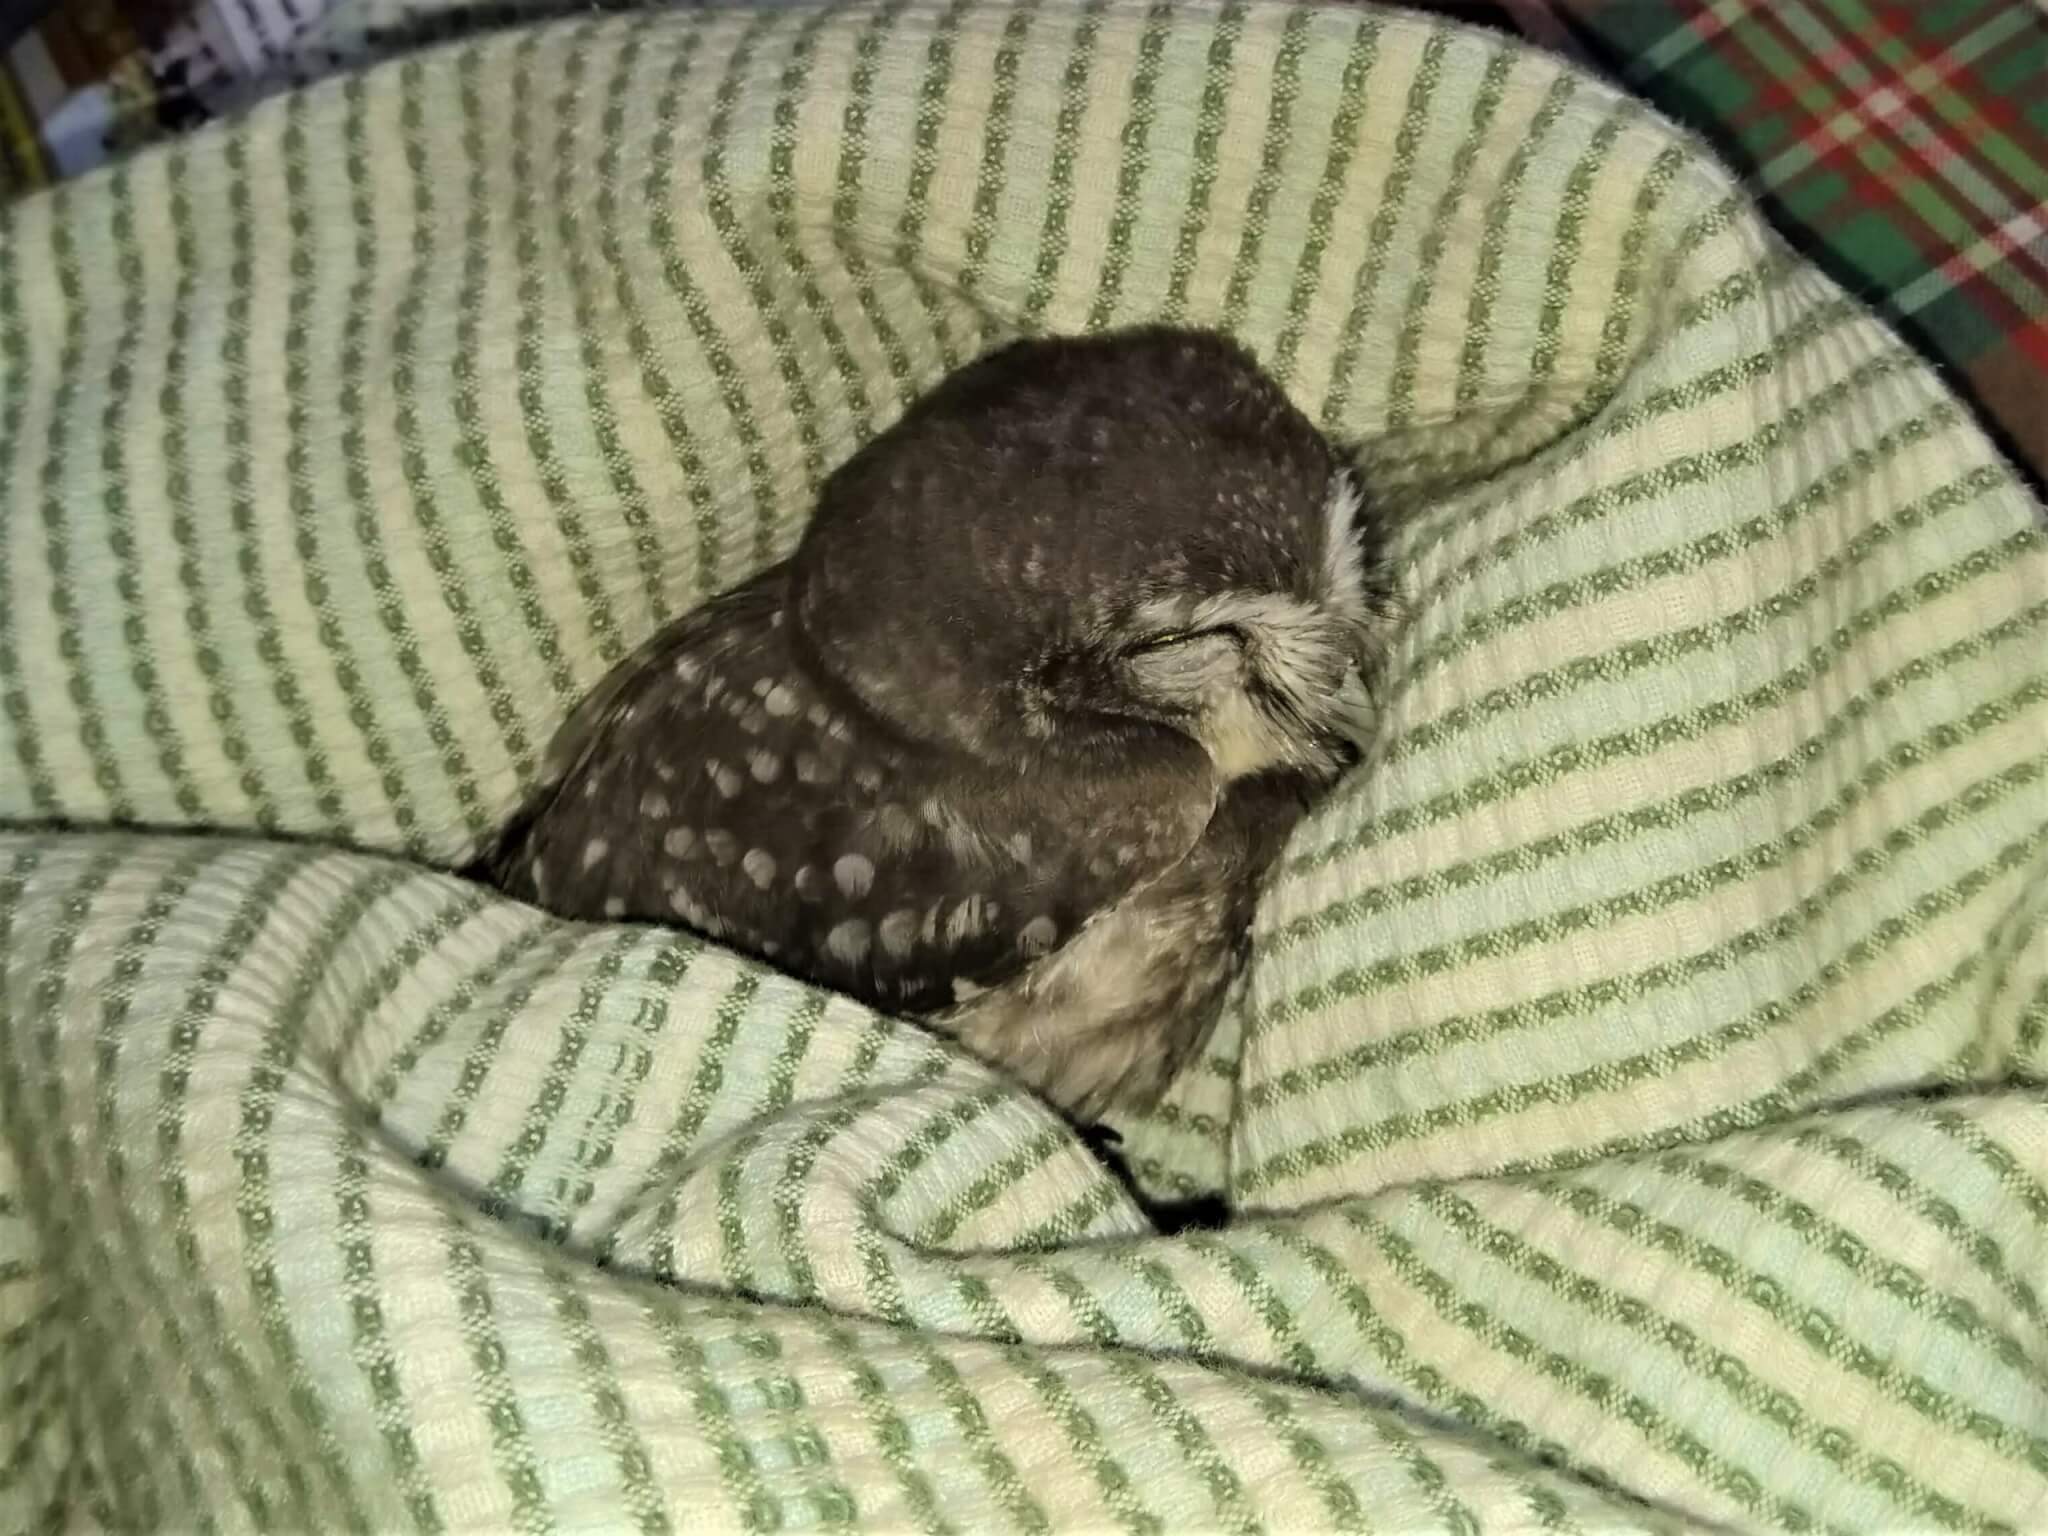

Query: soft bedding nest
[2,0,2046,1529]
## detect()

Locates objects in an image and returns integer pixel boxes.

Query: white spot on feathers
[879,910,917,957]
[742,848,776,888]
[834,854,874,898]
[582,839,609,871]
[826,919,871,963]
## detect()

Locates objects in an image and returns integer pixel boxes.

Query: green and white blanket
[3,1,2045,1529]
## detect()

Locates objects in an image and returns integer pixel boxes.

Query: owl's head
[792,326,1397,785]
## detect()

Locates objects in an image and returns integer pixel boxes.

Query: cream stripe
[1454,1177,2041,1521]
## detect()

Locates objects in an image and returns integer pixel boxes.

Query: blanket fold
[2,1,2044,1529]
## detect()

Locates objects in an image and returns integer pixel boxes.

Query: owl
[477,327,1396,1123]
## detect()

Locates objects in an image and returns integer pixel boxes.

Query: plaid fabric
[1426,0,2048,492]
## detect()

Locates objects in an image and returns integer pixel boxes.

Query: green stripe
[646,1295,781,1531]
[1521,100,1640,399]
[1261,528,2031,1036]
[2017,971,2048,1073]
[1359,391,1966,794]
[765,4,878,442]
[1273,599,2043,975]
[542,1267,674,1536]
[800,1311,956,1536]
[363,916,567,1111]
[1918,1105,2048,1227]
[1946,855,2048,1080]
[452,46,577,707]
[1218,4,1310,339]
[85,843,233,1529]
[391,58,537,781]
[1291,500,2034,884]
[713,991,827,1292]
[40,198,133,820]
[1390,323,1930,685]
[14,847,205,1529]
[895,0,977,371]
[828,0,919,413]
[1386,44,1514,430]
[1641,1144,2039,1374]
[1269,11,1381,387]
[103,167,201,817]
[699,1297,860,1529]
[0,207,57,814]
[484,931,638,1215]
[959,0,1045,305]
[282,97,423,852]
[852,1085,1012,1326]
[1319,28,1447,430]
[1791,1128,2046,1336]
[1421,1185,2002,1527]
[335,1123,444,1533]
[1084,0,1174,332]
[223,141,345,830]
[235,860,409,1532]
[1015,1172,1128,1248]
[416,929,593,1166]
[1181,1235,1372,1533]
[540,24,670,628]
[1244,766,2048,1187]
[1159,0,1246,324]
[322,885,492,1077]
[915,1126,1068,1246]
[1591,142,1690,394]
[1454,70,1577,413]
[1331,1205,1836,1533]
[1518,1169,2048,1482]
[589,957,750,1266]
[769,1034,957,1300]
[337,76,489,841]
[505,31,630,671]
[1403,254,1860,539]
[950,1277,1163,1536]
[1287,437,2010,892]
[648,15,783,575]
[157,845,331,1525]
[701,10,833,520]
[643,970,764,1276]
[585,20,722,602]
[445,1217,554,1533]
[1020,0,1108,328]
[557,938,701,1236]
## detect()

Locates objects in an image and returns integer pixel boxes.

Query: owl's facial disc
[1111,470,1387,782]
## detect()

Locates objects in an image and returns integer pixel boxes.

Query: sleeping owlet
[476,326,1395,1123]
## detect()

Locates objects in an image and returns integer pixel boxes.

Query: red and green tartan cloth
[3,0,2046,485]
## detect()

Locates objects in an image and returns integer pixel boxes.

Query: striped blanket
[4,1,2046,1529]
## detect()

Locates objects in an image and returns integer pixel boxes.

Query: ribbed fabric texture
[2,2,2045,1530]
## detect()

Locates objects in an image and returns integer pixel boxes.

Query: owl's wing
[493,566,1229,1020]
[474,570,778,880]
